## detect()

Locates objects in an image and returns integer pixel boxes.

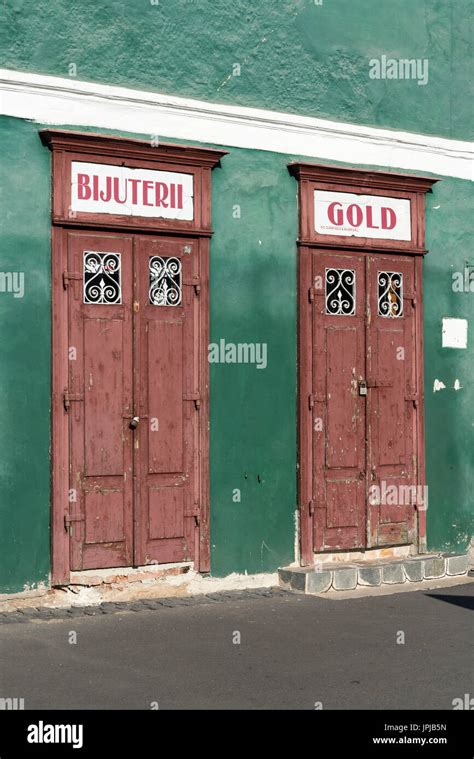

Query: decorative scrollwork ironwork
[83,251,121,305]
[325,268,356,316]
[378,271,403,318]
[149,256,182,306]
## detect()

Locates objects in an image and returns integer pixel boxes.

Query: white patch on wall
[442,318,468,349]
[433,379,446,393]
[453,379,463,391]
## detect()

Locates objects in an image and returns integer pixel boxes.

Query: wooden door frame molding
[45,130,227,585]
[289,162,439,566]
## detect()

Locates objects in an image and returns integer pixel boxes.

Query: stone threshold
[279,552,470,594]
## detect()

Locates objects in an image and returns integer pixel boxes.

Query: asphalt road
[0,583,472,710]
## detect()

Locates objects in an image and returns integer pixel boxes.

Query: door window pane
[325,268,356,315]
[149,256,182,306]
[378,271,403,318]
[84,251,121,304]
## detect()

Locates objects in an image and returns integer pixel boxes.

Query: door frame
[43,130,227,585]
[289,162,439,565]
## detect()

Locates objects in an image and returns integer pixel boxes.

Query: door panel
[312,252,367,551]
[67,231,134,570]
[366,255,417,546]
[134,236,198,566]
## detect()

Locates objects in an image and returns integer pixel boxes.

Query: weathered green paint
[1,0,472,141]
[423,180,474,553]
[209,149,297,575]
[0,117,51,593]
[0,112,472,590]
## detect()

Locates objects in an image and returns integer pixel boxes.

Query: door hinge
[309,391,325,408]
[191,504,201,526]
[309,499,315,516]
[405,393,419,408]
[184,276,201,296]
[404,289,417,308]
[62,271,81,289]
[64,511,84,531]
[63,389,84,412]
[184,392,201,410]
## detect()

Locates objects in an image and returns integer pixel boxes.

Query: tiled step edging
[279,553,469,594]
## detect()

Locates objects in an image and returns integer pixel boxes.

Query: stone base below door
[279,553,469,594]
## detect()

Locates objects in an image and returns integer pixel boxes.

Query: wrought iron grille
[378,271,403,318]
[83,251,122,305]
[325,268,356,316]
[149,256,182,306]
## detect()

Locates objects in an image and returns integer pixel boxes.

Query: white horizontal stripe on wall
[0,68,472,180]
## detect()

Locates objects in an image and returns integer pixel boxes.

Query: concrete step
[279,552,469,594]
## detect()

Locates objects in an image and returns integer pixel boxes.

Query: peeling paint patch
[294,509,300,563]
[453,379,463,391]
[433,379,446,392]
[442,317,468,349]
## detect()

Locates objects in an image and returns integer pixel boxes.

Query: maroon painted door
[366,254,417,548]
[66,230,200,570]
[311,252,367,551]
[134,236,200,566]
[310,250,418,552]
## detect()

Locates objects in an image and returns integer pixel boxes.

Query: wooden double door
[63,229,204,571]
[302,249,423,554]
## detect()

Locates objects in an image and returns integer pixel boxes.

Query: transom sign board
[40,129,227,233]
[289,162,439,253]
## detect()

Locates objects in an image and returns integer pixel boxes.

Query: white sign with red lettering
[314,190,411,241]
[71,162,194,220]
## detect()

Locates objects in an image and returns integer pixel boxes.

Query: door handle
[129,416,140,430]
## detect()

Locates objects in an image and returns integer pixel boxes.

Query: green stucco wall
[1,0,473,141]
[209,148,297,576]
[423,181,474,552]
[0,119,51,593]
[0,115,472,592]
[0,0,472,591]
